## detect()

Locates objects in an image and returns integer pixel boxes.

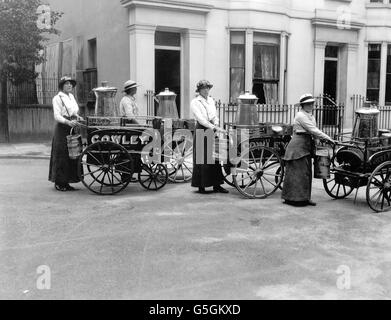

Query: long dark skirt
[281,155,312,202]
[191,123,223,188]
[48,122,80,185]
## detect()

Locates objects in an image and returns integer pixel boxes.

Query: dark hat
[299,93,315,105]
[58,76,76,89]
[123,80,141,92]
[196,80,213,92]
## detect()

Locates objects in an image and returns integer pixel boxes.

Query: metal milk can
[352,102,380,140]
[93,81,119,116]
[156,88,179,119]
[235,91,259,127]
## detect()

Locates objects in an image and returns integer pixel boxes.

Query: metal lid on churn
[93,81,117,93]
[237,91,258,104]
[355,107,380,115]
[356,101,380,115]
[156,88,177,98]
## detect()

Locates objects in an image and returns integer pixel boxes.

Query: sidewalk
[0,142,51,159]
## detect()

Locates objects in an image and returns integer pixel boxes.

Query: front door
[323,45,339,125]
[154,31,181,117]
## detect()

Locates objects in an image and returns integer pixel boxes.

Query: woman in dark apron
[48,76,84,191]
[190,80,228,194]
[282,94,334,206]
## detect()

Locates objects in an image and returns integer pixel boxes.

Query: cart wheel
[275,165,285,190]
[366,161,391,213]
[222,163,235,187]
[233,146,284,199]
[162,134,193,183]
[138,163,168,191]
[323,159,353,199]
[78,141,133,195]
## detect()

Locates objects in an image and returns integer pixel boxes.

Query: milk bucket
[314,147,331,179]
[213,132,230,162]
[67,127,83,159]
[381,133,391,146]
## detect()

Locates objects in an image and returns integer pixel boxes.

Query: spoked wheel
[232,146,284,199]
[276,165,285,190]
[138,163,169,191]
[162,134,193,183]
[323,160,354,199]
[366,161,391,213]
[222,163,235,187]
[79,141,133,195]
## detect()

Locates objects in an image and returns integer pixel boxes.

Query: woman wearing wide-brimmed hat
[48,76,84,191]
[119,80,141,124]
[282,94,335,206]
[190,80,228,194]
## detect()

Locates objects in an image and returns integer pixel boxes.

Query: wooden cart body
[220,122,293,199]
[323,136,391,212]
[78,116,167,195]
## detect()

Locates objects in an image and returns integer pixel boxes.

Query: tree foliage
[0,0,63,84]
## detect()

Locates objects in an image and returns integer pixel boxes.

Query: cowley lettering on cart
[90,130,151,146]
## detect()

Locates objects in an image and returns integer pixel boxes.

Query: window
[366,44,381,102]
[88,38,97,69]
[230,31,245,104]
[83,68,98,104]
[155,31,180,47]
[386,45,391,104]
[83,38,98,105]
[252,44,279,104]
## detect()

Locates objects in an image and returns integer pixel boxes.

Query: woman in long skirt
[48,76,84,191]
[190,80,228,194]
[282,93,334,206]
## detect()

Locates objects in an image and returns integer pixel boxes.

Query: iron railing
[216,100,345,139]
[7,76,60,105]
[145,90,156,117]
[145,91,344,139]
[351,94,391,130]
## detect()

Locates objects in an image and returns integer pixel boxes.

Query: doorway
[154,31,181,117]
[323,45,339,101]
[323,45,339,125]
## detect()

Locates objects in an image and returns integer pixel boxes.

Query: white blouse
[190,95,219,130]
[119,95,139,118]
[294,110,331,141]
[52,92,79,124]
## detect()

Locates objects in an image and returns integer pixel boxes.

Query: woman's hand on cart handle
[214,126,227,134]
[68,120,82,128]
[321,138,336,146]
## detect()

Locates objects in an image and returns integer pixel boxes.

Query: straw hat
[123,80,141,92]
[58,76,76,89]
[299,93,315,105]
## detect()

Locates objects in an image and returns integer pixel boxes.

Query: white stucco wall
[44,0,391,124]
[46,0,130,106]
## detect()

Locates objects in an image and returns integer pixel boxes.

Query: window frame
[229,31,246,104]
[366,43,382,103]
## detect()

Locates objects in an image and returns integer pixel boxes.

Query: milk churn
[352,102,380,140]
[156,88,179,119]
[235,91,259,127]
[93,81,119,116]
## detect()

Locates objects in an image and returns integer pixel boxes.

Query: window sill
[366,3,391,9]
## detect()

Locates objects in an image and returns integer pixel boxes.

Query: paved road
[1,158,391,299]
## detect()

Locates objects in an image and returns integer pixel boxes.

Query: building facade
[41,0,391,127]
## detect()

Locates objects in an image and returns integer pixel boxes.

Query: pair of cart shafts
[76,116,391,213]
